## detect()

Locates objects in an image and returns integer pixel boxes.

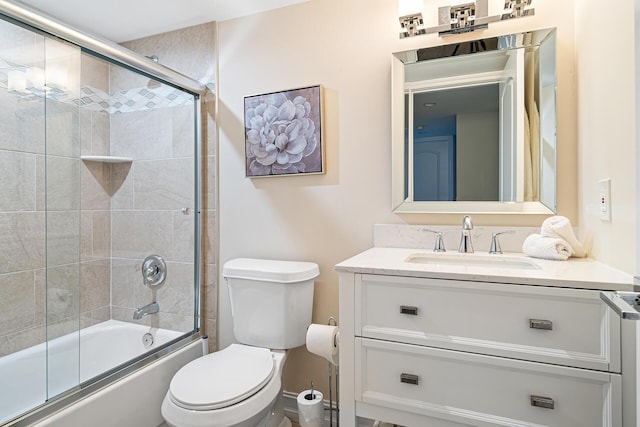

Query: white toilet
[161,258,319,427]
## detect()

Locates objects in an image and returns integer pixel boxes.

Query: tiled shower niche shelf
[81,156,133,163]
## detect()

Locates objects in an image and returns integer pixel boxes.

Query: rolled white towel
[540,216,586,258]
[522,233,573,261]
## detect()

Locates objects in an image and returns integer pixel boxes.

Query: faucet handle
[489,230,515,255]
[462,215,473,230]
[421,229,446,252]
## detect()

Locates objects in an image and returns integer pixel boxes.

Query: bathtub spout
[133,302,159,320]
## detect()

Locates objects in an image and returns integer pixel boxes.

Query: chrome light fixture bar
[399,0,535,39]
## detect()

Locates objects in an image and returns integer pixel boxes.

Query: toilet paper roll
[297,389,324,427]
[306,324,339,366]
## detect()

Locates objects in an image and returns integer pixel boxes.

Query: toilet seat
[168,344,275,411]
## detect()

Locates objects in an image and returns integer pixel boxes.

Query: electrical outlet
[598,179,611,222]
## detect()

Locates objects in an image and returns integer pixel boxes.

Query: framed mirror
[392,28,557,214]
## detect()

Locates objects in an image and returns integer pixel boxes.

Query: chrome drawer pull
[529,319,553,330]
[530,395,555,410]
[400,373,419,385]
[400,306,419,316]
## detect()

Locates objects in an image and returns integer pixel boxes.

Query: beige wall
[575,0,637,273]
[218,0,578,397]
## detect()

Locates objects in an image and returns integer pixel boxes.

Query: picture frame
[244,85,324,177]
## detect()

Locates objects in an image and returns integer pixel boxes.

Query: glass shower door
[0,12,201,424]
[0,18,48,424]
[44,37,82,401]
[0,18,83,423]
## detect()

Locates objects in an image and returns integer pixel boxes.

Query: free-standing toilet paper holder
[327,316,339,427]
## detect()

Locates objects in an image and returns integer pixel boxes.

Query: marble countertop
[335,247,638,292]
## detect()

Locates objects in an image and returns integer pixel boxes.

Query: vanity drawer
[356,274,620,371]
[356,338,621,427]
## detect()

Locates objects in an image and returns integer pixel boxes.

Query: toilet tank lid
[223,258,319,283]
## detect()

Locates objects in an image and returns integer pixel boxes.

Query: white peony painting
[244,85,323,177]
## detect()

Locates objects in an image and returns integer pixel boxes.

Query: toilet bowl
[161,344,290,427]
[162,258,319,427]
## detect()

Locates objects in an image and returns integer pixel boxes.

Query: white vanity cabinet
[336,249,636,427]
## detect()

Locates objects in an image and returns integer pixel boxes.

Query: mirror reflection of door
[414,135,456,201]
[412,113,456,201]
[409,84,499,202]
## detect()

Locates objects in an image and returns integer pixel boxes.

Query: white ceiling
[17,0,310,42]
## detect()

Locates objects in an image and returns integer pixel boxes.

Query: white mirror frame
[392,28,557,215]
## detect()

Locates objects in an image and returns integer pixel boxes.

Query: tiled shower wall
[81,51,200,334]
[108,83,197,332]
[79,54,112,330]
[116,22,218,345]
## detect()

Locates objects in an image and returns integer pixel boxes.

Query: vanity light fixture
[502,0,534,18]
[438,0,490,36]
[399,0,426,38]
[399,0,535,39]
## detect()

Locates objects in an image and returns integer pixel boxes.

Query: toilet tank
[223,258,319,349]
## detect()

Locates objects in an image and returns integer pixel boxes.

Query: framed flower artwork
[244,85,324,177]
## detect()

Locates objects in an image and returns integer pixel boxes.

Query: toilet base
[278,417,292,427]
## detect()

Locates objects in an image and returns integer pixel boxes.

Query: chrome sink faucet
[133,301,159,320]
[459,215,474,253]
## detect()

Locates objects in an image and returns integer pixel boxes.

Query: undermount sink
[404,253,541,270]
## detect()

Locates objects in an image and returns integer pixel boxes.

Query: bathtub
[2,320,202,427]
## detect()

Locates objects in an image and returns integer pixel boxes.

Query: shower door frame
[0,0,207,425]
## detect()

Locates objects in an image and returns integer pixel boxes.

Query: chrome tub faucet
[133,301,159,320]
[459,215,474,253]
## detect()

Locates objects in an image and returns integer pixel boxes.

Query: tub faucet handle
[422,229,446,252]
[142,255,167,287]
[489,230,515,254]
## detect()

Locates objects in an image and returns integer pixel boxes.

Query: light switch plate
[598,178,611,222]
